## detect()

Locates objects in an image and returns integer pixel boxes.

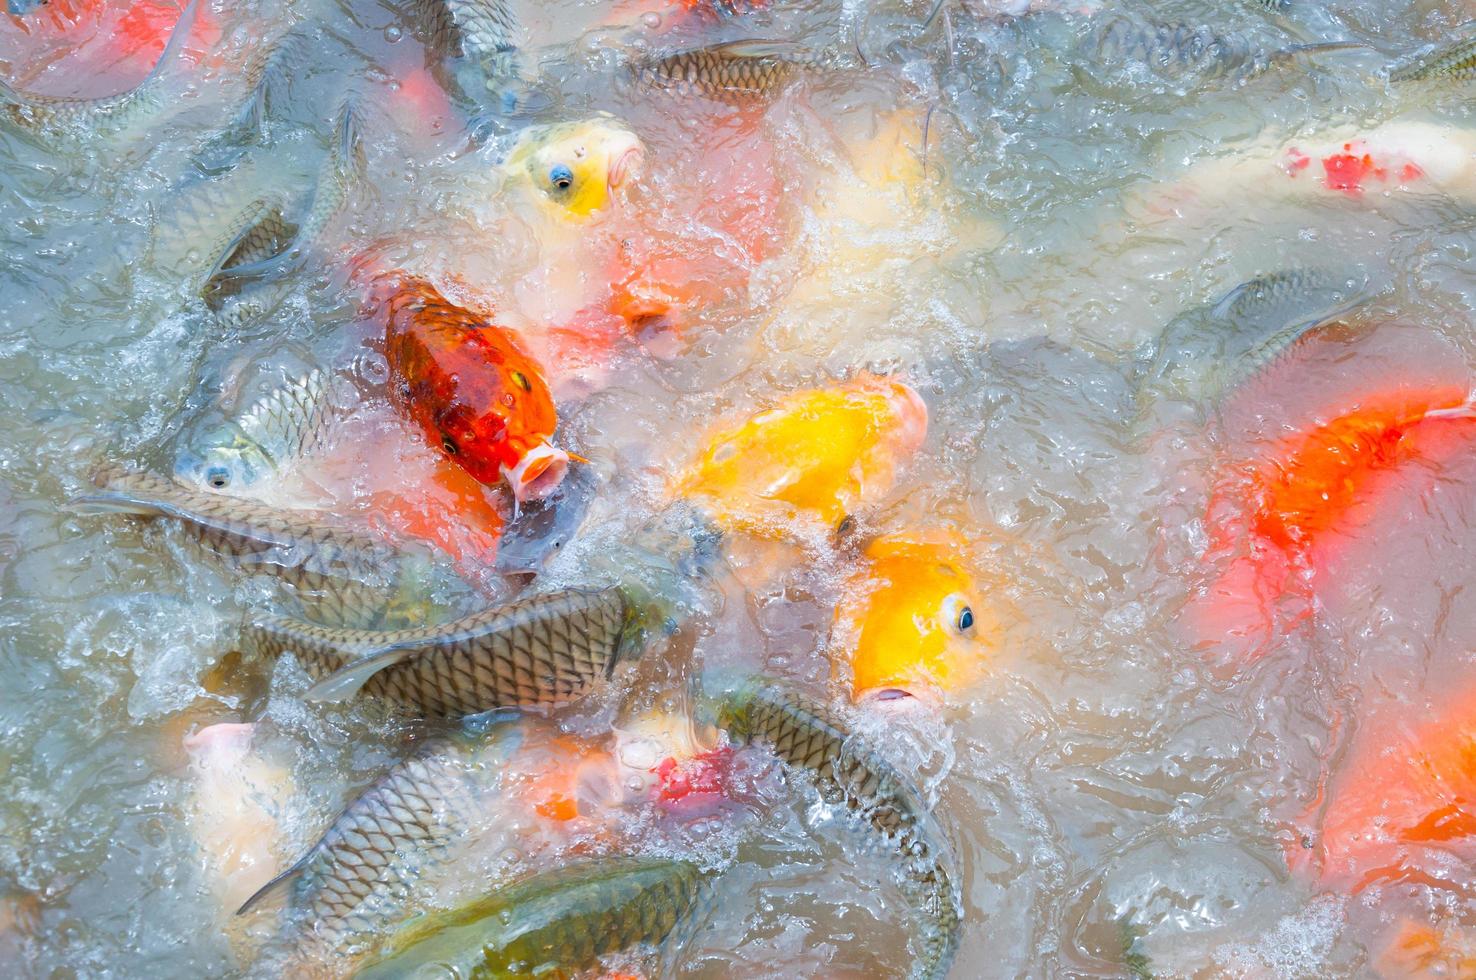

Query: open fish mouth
[503,443,570,502]
[607,144,645,191]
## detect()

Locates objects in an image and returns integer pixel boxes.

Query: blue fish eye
[549,163,574,191]
[957,607,974,631]
[205,466,232,490]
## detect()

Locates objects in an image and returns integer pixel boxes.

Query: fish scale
[714,682,961,980]
[1092,16,1361,83]
[73,466,461,629]
[1389,33,1476,82]
[355,857,710,978]
[636,41,814,99]
[246,587,637,716]
[239,727,520,956]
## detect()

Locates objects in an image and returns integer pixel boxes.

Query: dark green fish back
[1091,16,1361,84]
[356,857,709,978]
[718,683,961,980]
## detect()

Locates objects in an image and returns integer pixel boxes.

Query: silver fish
[635,39,826,100]
[1389,29,1476,83]
[704,680,961,980]
[1090,16,1363,84]
[238,723,524,958]
[420,0,522,101]
[173,367,350,495]
[1134,267,1370,414]
[72,465,470,629]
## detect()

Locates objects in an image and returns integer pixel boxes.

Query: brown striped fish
[634,39,824,100]
[245,586,646,715]
[707,680,961,980]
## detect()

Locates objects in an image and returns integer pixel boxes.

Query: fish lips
[502,443,570,503]
[607,144,646,193]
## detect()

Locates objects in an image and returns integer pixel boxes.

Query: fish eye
[941,593,974,634]
[205,466,232,490]
[549,163,574,191]
[511,370,532,392]
[441,435,459,456]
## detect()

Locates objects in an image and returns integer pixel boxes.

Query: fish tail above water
[711,680,962,980]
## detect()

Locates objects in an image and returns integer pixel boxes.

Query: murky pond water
[6,0,1476,976]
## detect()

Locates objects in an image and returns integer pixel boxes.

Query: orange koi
[375,274,569,504]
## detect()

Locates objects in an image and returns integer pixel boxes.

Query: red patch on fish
[654,747,734,813]
[1283,147,1311,176]
[374,274,566,500]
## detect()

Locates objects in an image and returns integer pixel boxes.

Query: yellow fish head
[833,534,997,703]
[675,373,928,539]
[504,114,645,219]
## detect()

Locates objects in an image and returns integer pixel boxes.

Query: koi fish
[675,374,928,539]
[376,274,570,504]
[502,114,645,221]
[831,533,999,703]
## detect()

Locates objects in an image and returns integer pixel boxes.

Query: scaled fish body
[708,681,961,980]
[238,724,522,954]
[635,39,821,99]
[420,0,521,101]
[174,367,348,495]
[1134,268,1369,415]
[355,856,709,978]
[1090,16,1361,84]
[377,275,569,504]
[1389,30,1476,83]
[73,465,464,628]
[247,586,642,715]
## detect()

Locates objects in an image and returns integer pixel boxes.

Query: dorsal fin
[235,845,313,916]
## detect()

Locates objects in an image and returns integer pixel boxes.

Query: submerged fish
[635,39,823,99]
[72,465,466,628]
[1388,29,1476,83]
[832,534,998,704]
[174,367,349,494]
[1089,16,1363,84]
[355,856,710,978]
[238,723,524,954]
[202,105,368,310]
[1134,268,1369,416]
[502,114,645,220]
[245,586,646,715]
[0,0,201,138]
[376,275,569,504]
[703,680,961,980]
[420,0,521,103]
[675,374,928,539]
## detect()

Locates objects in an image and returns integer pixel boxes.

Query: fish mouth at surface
[504,443,571,502]
[608,143,646,191]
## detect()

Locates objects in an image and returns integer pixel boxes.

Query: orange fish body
[675,374,928,539]
[1292,680,1476,891]
[1182,327,1475,660]
[378,275,569,504]
[832,534,999,703]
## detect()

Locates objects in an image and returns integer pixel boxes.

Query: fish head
[421,336,568,502]
[505,114,646,219]
[675,373,928,537]
[172,425,273,494]
[833,534,995,704]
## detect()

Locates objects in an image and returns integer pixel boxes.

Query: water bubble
[384,25,403,43]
